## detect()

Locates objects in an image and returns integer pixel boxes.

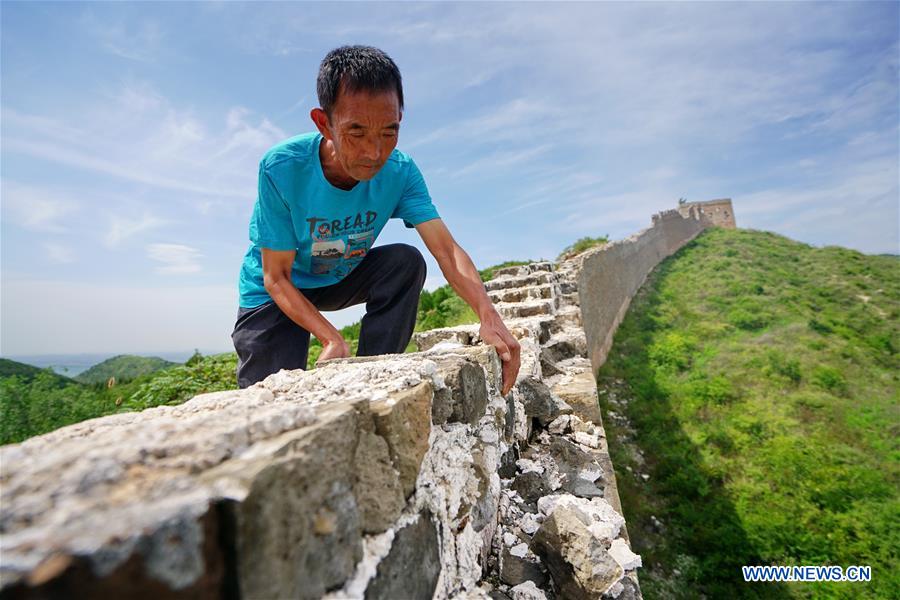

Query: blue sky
[2,1,898,357]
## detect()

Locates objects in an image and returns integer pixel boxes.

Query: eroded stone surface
[433,356,489,426]
[354,430,405,534]
[370,381,433,499]
[364,509,441,600]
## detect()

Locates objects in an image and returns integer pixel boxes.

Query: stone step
[484,271,557,292]
[560,292,580,306]
[496,299,557,319]
[414,315,559,353]
[558,281,578,295]
[413,325,479,351]
[488,284,555,304]
[492,261,555,279]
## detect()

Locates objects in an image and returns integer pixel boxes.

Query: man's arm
[415,219,521,395]
[261,248,350,363]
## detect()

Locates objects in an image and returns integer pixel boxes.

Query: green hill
[0,352,238,445]
[0,358,76,388]
[74,354,178,385]
[596,227,899,599]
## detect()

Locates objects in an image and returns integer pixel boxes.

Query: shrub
[478,261,531,282]
[557,235,609,261]
[766,350,802,384]
[125,353,238,410]
[648,332,697,371]
[687,374,738,406]
[808,318,833,335]
[812,366,848,395]
[728,309,769,331]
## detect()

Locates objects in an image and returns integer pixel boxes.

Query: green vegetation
[478,260,532,282]
[1,352,239,444]
[596,227,899,599]
[415,284,479,333]
[74,354,178,385]
[0,358,75,388]
[557,234,609,260]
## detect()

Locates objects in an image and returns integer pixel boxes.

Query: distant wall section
[678,198,736,228]
[578,204,721,372]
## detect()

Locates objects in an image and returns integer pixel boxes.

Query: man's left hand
[479,313,521,395]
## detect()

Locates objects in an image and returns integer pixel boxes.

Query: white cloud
[146,243,203,274]
[43,242,76,264]
[405,98,554,150]
[455,143,556,177]
[2,81,287,207]
[105,213,167,248]
[80,11,165,62]
[1,182,80,233]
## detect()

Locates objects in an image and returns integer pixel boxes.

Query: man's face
[320,87,401,182]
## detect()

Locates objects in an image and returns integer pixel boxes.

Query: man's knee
[380,243,426,284]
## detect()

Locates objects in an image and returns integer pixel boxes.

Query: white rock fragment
[536,494,625,543]
[429,340,466,352]
[573,431,600,448]
[509,542,529,558]
[608,538,642,570]
[606,580,625,598]
[578,467,603,482]
[503,532,518,547]
[519,512,541,535]
[515,458,544,474]
[479,427,499,445]
[509,580,547,600]
[548,415,571,434]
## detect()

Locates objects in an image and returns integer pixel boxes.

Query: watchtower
[678,198,736,228]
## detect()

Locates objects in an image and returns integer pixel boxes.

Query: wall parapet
[578,207,714,372]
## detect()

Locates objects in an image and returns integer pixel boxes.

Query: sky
[1,1,898,357]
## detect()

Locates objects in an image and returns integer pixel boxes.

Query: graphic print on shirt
[308,211,377,278]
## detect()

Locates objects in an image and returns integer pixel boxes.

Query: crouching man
[231,45,520,394]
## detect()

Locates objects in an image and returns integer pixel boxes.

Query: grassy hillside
[596,227,898,599]
[74,354,178,385]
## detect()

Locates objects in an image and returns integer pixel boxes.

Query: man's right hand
[316,336,351,364]
[262,248,352,367]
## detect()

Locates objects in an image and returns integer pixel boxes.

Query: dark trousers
[231,243,427,389]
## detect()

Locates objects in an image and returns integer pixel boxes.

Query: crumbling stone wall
[1,205,727,599]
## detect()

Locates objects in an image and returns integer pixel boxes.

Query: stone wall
[1,203,727,599]
[578,208,710,373]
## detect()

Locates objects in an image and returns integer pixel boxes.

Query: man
[231,45,520,394]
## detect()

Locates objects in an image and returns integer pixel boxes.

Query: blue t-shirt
[238,132,440,308]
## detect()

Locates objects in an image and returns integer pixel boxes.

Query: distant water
[3,351,227,377]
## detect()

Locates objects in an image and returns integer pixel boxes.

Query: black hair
[316,45,404,115]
